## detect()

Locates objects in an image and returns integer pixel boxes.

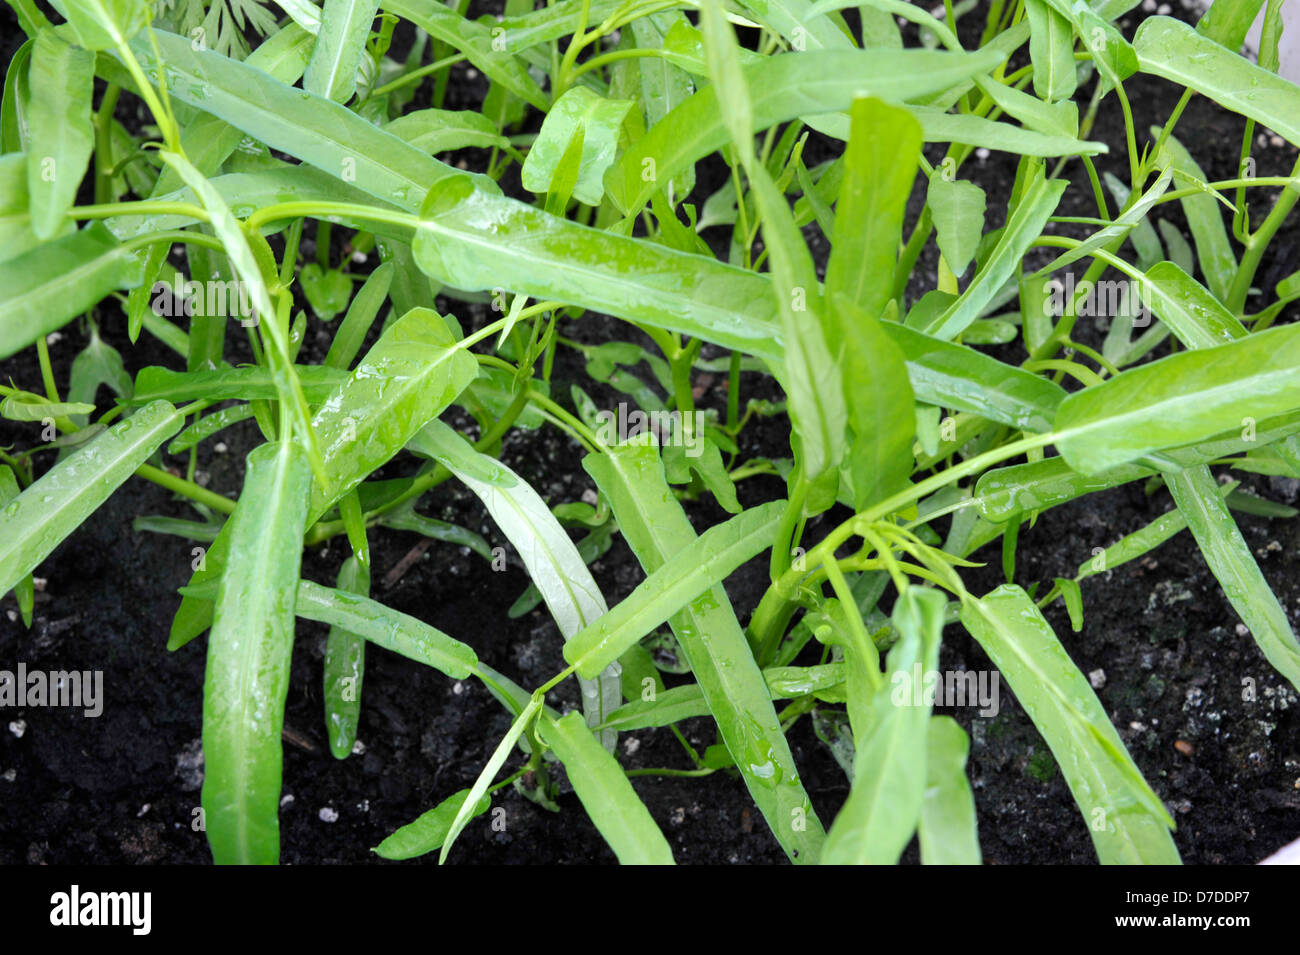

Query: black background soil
[2,1,1299,864]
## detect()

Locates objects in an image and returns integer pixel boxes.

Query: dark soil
[2,2,1299,865]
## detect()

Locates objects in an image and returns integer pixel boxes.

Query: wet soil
[2,3,1299,864]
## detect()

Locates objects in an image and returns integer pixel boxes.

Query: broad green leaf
[927,172,986,276]
[919,716,980,865]
[409,420,619,749]
[826,97,920,319]
[1138,16,1300,147]
[1054,322,1300,474]
[49,0,149,50]
[583,436,826,864]
[831,296,914,511]
[374,788,489,860]
[133,365,348,405]
[0,401,181,594]
[414,177,786,364]
[385,108,509,155]
[921,169,1066,340]
[296,579,477,677]
[1152,130,1237,304]
[305,0,378,103]
[889,323,1065,433]
[521,86,632,207]
[1025,0,1077,102]
[201,440,312,865]
[563,501,783,677]
[539,711,675,865]
[26,29,94,239]
[0,222,145,359]
[0,154,56,262]
[823,587,946,865]
[150,25,315,196]
[1041,0,1137,90]
[381,0,547,110]
[605,46,1007,215]
[127,30,476,213]
[1196,0,1268,51]
[1141,261,1248,348]
[960,585,1179,864]
[974,73,1079,139]
[0,397,96,421]
[309,308,478,516]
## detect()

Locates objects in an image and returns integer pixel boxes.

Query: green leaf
[1025,0,1078,102]
[304,0,378,103]
[1196,0,1268,51]
[323,553,368,759]
[521,86,632,207]
[0,466,34,627]
[563,500,783,677]
[414,177,786,363]
[1140,261,1248,348]
[889,323,1065,433]
[605,46,1008,216]
[201,440,313,865]
[920,168,1066,340]
[49,0,149,50]
[127,30,477,213]
[26,29,94,239]
[324,260,392,369]
[0,401,181,594]
[826,97,921,319]
[409,420,619,749]
[539,711,675,864]
[0,397,96,421]
[919,716,980,865]
[1138,16,1300,147]
[132,365,348,405]
[583,436,826,864]
[1,39,33,154]
[1166,464,1300,694]
[1054,322,1300,475]
[927,172,986,277]
[296,579,477,678]
[1041,0,1137,91]
[299,263,353,321]
[0,222,145,360]
[960,585,1179,864]
[309,307,478,516]
[374,788,490,860]
[384,108,509,155]
[823,587,946,865]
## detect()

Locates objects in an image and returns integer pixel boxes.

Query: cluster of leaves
[1,0,1299,865]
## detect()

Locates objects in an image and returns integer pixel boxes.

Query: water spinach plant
[2,0,1299,864]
